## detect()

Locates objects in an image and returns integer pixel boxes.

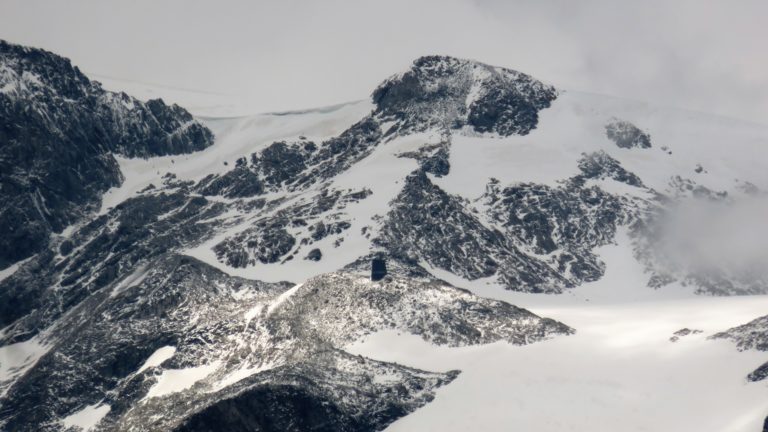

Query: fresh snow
[144,361,221,399]
[0,257,30,284]
[266,284,303,315]
[59,403,110,432]
[349,231,768,432]
[212,362,275,391]
[435,90,768,201]
[0,338,48,398]
[99,99,373,215]
[183,130,430,283]
[136,346,176,374]
[110,264,149,298]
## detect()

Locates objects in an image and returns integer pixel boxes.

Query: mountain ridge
[0,39,214,269]
[1,43,768,431]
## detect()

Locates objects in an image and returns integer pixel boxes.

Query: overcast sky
[1,0,766,122]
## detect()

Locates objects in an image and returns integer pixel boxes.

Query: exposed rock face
[605,118,652,149]
[0,190,228,343]
[712,315,768,352]
[398,138,451,177]
[373,55,557,136]
[275,273,572,347]
[0,259,571,431]
[305,248,322,261]
[171,367,454,432]
[0,255,289,431]
[213,187,366,268]
[747,361,768,382]
[577,151,644,187]
[377,153,642,293]
[669,328,702,342]
[0,40,213,268]
[196,167,264,198]
[711,315,768,382]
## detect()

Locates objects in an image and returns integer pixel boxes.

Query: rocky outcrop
[373,55,557,136]
[0,190,227,343]
[711,315,768,352]
[0,260,571,431]
[0,40,213,268]
[377,156,642,293]
[577,151,645,187]
[711,315,768,382]
[605,118,652,149]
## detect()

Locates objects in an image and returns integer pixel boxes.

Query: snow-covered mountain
[2,42,768,431]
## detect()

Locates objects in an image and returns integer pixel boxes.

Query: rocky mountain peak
[372,55,557,136]
[0,40,93,99]
[0,39,214,269]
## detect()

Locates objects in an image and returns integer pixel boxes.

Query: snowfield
[351,233,768,432]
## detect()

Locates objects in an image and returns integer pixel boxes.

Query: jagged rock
[605,118,652,149]
[305,248,322,261]
[747,361,768,382]
[373,55,557,136]
[267,273,573,347]
[4,41,767,432]
[212,187,365,268]
[711,315,768,351]
[0,191,227,343]
[711,316,768,383]
[0,40,213,268]
[196,167,264,198]
[215,219,296,267]
[669,328,702,342]
[376,165,640,293]
[0,262,570,431]
[377,170,508,282]
[577,151,645,187]
[171,370,453,432]
[398,139,451,177]
[252,140,316,187]
[0,255,290,431]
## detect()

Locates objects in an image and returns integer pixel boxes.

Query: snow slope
[350,232,768,432]
[437,89,768,199]
[89,73,258,118]
[99,99,374,214]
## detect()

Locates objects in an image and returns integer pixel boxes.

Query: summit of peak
[371,55,557,136]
